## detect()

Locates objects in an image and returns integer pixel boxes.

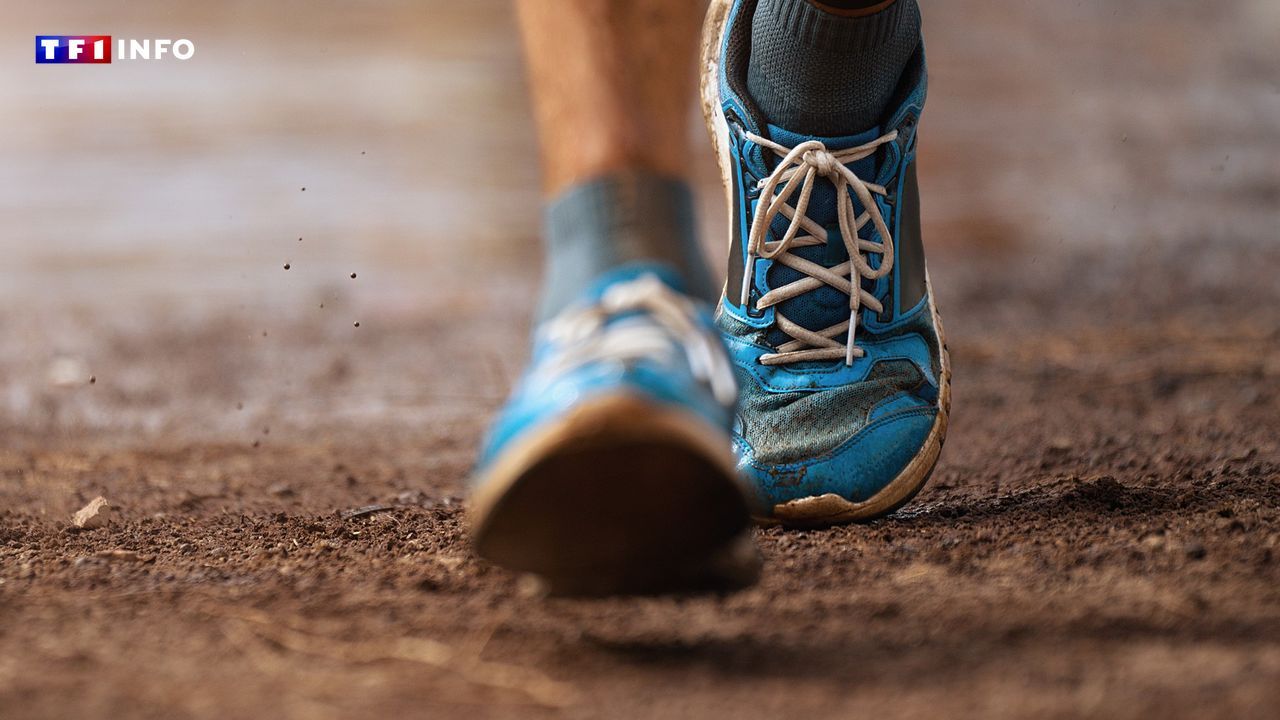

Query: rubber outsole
[698,0,952,528]
[470,394,759,596]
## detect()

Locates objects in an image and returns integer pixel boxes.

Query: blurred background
[4,0,1277,440]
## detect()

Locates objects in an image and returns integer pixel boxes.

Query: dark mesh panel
[724,0,768,129]
[736,360,924,465]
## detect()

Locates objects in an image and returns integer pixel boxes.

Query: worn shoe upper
[710,0,945,511]
[474,265,738,478]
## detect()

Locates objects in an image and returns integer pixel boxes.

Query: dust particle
[350,273,357,279]
[283,263,291,270]
[353,321,361,328]
[89,375,96,385]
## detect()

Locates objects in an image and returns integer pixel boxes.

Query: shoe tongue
[766,123,882,175]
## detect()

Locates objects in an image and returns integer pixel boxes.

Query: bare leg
[515,0,714,318]
[516,0,703,196]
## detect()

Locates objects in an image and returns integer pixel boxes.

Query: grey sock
[747,0,921,136]
[538,172,714,322]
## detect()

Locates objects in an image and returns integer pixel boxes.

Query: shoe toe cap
[737,406,937,509]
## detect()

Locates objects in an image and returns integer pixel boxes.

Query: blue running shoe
[700,0,951,526]
[471,265,760,594]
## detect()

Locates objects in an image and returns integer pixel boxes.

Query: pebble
[1185,541,1207,560]
[95,549,153,563]
[72,497,112,529]
[47,356,90,388]
[516,574,548,598]
[1048,436,1074,452]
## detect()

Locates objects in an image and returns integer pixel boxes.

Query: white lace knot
[802,148,840,176]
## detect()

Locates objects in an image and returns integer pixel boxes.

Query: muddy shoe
[700,0,951,527]
[470,267,760,595]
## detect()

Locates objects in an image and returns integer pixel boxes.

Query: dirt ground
[2,1,1279,718]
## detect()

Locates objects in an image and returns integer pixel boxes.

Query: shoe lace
[541,273,738,406]
[740,130,899,366]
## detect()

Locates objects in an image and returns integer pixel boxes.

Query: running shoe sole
[470,393,759,594]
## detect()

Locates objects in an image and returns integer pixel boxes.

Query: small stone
[396,490,434,507]
[73,496,112,529]
[283,263,291,270]
[89,375,96,385]
[268,482,294,497]
[96,549,154,563]
[1185,541,1207,560]
[350,273,357,279]
[516,573,548,598]
[48,356,90,388]
[353,321,360,328]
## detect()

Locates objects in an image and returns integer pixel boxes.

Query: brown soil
[3,1,1279,718]
[4,241,1279,719]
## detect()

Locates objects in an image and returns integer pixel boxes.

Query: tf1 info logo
[35,36,196,64]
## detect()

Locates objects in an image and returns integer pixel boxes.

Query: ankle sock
[747,0,921,136]
[538,172,714,321]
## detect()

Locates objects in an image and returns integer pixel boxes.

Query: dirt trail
[4,242,1278,719]
[2,1,1279,718]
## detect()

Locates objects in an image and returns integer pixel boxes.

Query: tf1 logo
[36,36,196,64]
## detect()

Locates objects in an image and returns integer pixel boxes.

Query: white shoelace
[540,274,738,407]
[741,130,899,366]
